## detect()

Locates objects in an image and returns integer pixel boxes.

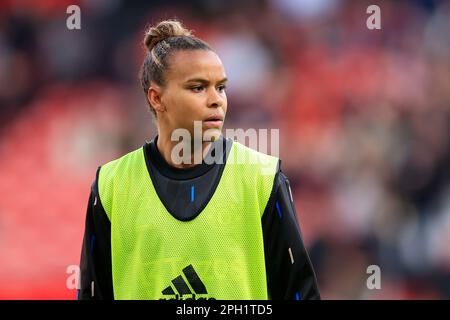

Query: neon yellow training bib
[98,141,279,300]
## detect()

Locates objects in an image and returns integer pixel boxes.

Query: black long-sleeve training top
[78,135,320,300]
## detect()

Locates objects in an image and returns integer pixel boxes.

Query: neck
[156,133,214,169]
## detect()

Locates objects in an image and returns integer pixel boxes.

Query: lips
[203,114,224,128]
[204,114,224,122]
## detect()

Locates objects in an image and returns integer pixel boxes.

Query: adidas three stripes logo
[160,265,216,300]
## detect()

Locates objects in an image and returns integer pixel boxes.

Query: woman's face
[156,50,228,142]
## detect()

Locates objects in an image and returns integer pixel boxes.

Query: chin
[203,128,222,142]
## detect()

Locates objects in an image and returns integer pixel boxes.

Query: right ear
[147,82,166,113]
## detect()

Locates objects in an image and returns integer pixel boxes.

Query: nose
[207,87,224,108]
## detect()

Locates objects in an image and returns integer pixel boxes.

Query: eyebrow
[185,77,228,84]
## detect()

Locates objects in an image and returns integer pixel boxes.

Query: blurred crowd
[0,0,449,299]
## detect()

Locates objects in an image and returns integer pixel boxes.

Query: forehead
[167,50,226,82]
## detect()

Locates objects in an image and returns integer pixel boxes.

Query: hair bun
[144,19,192,52]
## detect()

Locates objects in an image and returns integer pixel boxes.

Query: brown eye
[191,86,204,92]
[217,84,226,92]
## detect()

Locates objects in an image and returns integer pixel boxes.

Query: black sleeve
[77,167,114,300]
[262,169,320,300]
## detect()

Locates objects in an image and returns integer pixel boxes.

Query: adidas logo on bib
[160,264,216,300]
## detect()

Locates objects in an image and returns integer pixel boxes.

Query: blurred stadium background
[0,0,449,299]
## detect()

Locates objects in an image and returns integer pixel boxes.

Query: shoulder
[229,140,280,173]
[95,146,144,219]
[100,146,145,172]
[231,140,277,159]
[97,146,145,194]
